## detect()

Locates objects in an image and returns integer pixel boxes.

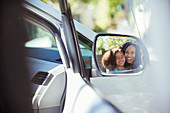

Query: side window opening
[24,20,62,64]
[77,33,92,69]
[24,20,92,68]
[25,21,57,48]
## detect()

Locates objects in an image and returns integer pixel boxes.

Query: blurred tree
[108,0,126,26]
[41,0,129,33]
[40,0,48,3]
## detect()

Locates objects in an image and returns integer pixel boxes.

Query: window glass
[24,21,62,64]
[78,33,92,68]
[24,20,92,68]
[25,21,57,48]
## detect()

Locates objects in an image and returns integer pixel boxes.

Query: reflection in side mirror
[93,33,146,75]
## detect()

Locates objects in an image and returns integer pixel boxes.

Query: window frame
[23,6,93,69]
[23,7,69,65]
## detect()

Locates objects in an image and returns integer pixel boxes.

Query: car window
[24,21,62,64]
[25,21,56,48]
[78,33,92,68]
[24,20,92,68]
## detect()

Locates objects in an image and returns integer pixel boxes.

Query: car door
[22,1,94,113]
[23,0,96,83]
[23,11,68,113]
[58,0,121,113]
[24,0,94,76]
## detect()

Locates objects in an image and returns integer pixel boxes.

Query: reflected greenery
[96,36,136,55]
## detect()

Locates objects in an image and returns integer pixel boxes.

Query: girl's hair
[114,48,124,57]
[101,50,115,70]
[121,42,142,69]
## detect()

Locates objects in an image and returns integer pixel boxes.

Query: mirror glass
[95,35,144,74]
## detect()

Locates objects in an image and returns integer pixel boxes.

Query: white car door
[23,6,68,113]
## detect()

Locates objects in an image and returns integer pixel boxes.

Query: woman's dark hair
[101,50,115,70]
[121,42,142,69]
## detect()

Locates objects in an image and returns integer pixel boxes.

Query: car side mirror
[92,33,150,76]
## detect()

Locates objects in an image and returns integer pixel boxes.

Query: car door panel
[32,65,66,113]
[23,7,68,113]
[90,70,154,113]
[63,69,121,113]
[26,47,62,64]
[26,57,59,94]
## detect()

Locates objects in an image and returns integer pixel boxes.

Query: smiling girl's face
[125,45,136,64]
[115,51,125,67]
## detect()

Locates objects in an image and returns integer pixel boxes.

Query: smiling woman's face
[125,45,136,64]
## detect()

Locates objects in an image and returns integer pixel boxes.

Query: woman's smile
[125,45,136,64]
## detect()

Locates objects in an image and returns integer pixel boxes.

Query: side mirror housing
[92,33,150,76]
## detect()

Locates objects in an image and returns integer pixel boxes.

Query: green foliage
[40,0,48,3]
[40,0,130,33]
[96,36,136,55]
[81,0,90,3]
[90,0,98,6]
[40,0,58,3]
[108,0,125,16]
[51,0,58,3]
[94,25,105,33]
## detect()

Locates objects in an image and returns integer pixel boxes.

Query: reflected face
[115,52,125,67]
[125,45,136,63]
